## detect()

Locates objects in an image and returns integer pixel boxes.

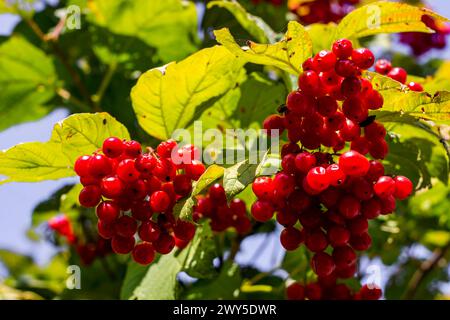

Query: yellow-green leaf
[367,72,450,121]
[131,46,244,140]
[214,21,312,75]
[0,113,129,184]
[207,0,275,43]
[334,1,449,41]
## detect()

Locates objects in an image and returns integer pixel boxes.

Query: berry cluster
[289,0,360,25]
[400,15,450,56]
[261,39,413,299]
[193,183,252,235]
[48,215,112,265]
[74,137,206,265]
[374,59,424,92]
[286,281,382,300]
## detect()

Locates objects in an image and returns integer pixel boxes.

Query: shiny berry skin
[138,221,161,242]
[96,201,120,222]
[280,227,303,251]
[286,90,316,116]
[364,121,386,140]
[317,96,338,117]
[314,50,337,71]
[340,119,360,141]
[153,233,175,254]
[351,48,375,69]
[362,198,381,219]
[366,160,385,182]
[273,173,295,198]
[263,114,285,135]
[298,70,320,95]
[173,220,196,241]
[123,140,142,157]
[394,176,413,200]
[286,282,305,300]
[335,59,359,77]
[150,191,171,212]
[305,283,322,300]
[387,67,407,84]
[230,198,247,217]
[295,152,317,173]
[369,139,389,159]
[251,200,274,222]
[115,215,138,238]
[111,235,135,254]
[252,176,274,200]
[209,183,227,204]
[366,89,384,110]
[333,245,356,270]
[132,242,155,265]
[311,252,335,277]
[79,185,102,207]
[135,154,157,175]
[342,96,368,123]
[350,232,372,251]
[348,217,369,236]
[375,59,392,75]
[281,154,297,174]
[380,195,396,215]
[117,159,140,182]
[305,229,328,252]
[156,139,178,158]
[173,174,192,197]
[374,176,396,198]
[340,76,361,97]
[74,155,92,176]
[97,220,116,239]
[408,81,424,92]
[185,160,206,181]
[302,57,317,71]
[102,137,124,158]
[339,151,370,177]
[328,225,350,247]
[89,154,112,177]
[350,136,370,155]
[306,166,329,192]
[332,39,353,59]
[338,195,361,219]
[359,284,382,300]
[101,175,125,198]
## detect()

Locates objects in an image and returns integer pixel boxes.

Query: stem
[403,242,450,300]
[227,235,243,262]
[92,61,118,109]
[246,266,280,286]
[24,18,98,111]
[56,88,91,112]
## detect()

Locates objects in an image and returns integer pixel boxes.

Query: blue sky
[1,1,450,288]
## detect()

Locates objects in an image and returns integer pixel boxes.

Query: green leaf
[182,222,217,279]
[131,46,244,140]
[84,0,198,62]
[422,230,450,247]
[214,21,312,75]
[182,261,242,300]
[0,113,129,184]
[306,23,338,55]
[0,36,58,131]
[207,0,276,43]
[120,262,149,300]
[281,246,309,282]
[367,72,450,121]
[175,164,225,221]
[334,1,449,41]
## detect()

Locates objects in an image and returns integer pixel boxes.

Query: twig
[403,242,450,299]
[92,61,118,109]
[227,235,243,262]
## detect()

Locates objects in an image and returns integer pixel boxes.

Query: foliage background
[0,0,450,300]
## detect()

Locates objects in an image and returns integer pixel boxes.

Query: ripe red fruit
[123,140,142,157]
[286,282,305,300]
[314,50,337,71]
[115,215,138,238]
[79,185,102,207]
[328,225,350,247]
[153,233,175,254]
[335,59,359,77]
[138,221,161,242]
[286,90,316,116]
[132,242,155,265]
[273,173,295,198]
[394,176,413,200]
[387,67,407,84]
[342,96,368,122]
[380,195,396,215]
[366,160,385,182]
[350,232,372,250]
[359,284,382,300]
[340,118,360,141]
[326,164,346,186]
[305,229,328,252]
[251,200,274,222]
[347,216,369,236]
[102,137,124,158]
[350,136,370,155]
[135,154,157,175]
[362,198,382,219]
[298,70,320,95]
[96,201,120,222]
[117,159,140,182]
[173,174,193,197]
[369,138,389,159]
[306,166,330,192]
[375,59,392,75]
[305,283,322,300]
[97,220,116,239]
[185,160,206,181]
[311,252,335,277]
[374,176,396,198]
[89,154,112,177]
[111,235,135,254]
[339,151,370,177]
[332,39,353,59]
[338,195,361,219]
[408,81,424,92]
[317,96,338,117]
[156,139,177,158]
[332,245,357,270]
[150,191,171,212]
[351,48,375,69]
[366,89,384,110]
[340,76,361,97]
[173,220,196,241]
[252,176,274,200]
[74,155,92,176]
[280,227,303,250]
[364,121,386,140]
[263,114,285,135]
[295,152,317,173]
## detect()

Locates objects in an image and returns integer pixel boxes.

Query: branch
[403,242,450,300]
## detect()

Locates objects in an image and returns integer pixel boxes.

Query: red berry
[153,233,175,254]
[132,242,155,265]
[305,283,322,300]
[273,173,295,198]
[173,174,192,197]
[314,50,337,71]
[350,232,372,250]
[335,59,359,77]
[387,67,407,84]
[306,166,330,192]
[123,140,142,157]
[185,160,206,181]
[338,195,361,219]
[359,284,382,300]
[89,154,112,177]
[305,229,328,252]
[347,216,369,235]
[311,252,335,277]
[298,71,320,95]
[79,185,102,207]
[263,114,285,135]
[374,176,396,198]
[111,235,135,254]
[295,152,317,173]
[150,191,171,212]
[115,215,137,238]
[317,96,338,117]
[286,90,316,116]
[280,227,303,250]
[362,198,381,219]
[332,39,353,59]
[351,48,374,69]
[209,183,227,204]
[375,59,392,75]
[97,220,116,239]
[157,139,178,158]
[117,159,140,182]
[74,155,92,176]
[339,151,370,177]
[364,121,386,140]
[173,220,196,241]
[394,176,413,200]
[328,225,350,247]
[96,201,120,222]
[251,200,274,222]
[332,245,356,270]
[339,118,360,141]
[252,176,274,200]
[286,282,305,300]
[102,137,124,158]
[326,164,346,186]
[101,175,125,198]
[340,76,361,97]
[138,221,161,242]
[408,81,424,92]
[366,90,384,110]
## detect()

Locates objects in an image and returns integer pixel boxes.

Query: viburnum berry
[314,50,337,71]
[311,252,335,277]
[251,200,274,222]
[408,81,424,92]
[387,67,407,84]
[123,140,142,157]
[79,185,102,208]
[393,176,413,200]
[332,245,356,270]
[359,284,382,300]
[96,201,120,222]
[286,282,305,300]
[153,232,175,254]
[339,151,370,177]
[332,39,353,59]
[306,166,330,192]
[298,70,320,95]
[280,227,304,250]
[150,191,171,212]
[102,137,124,158]
[132,242,155,265]
[74,155,92,177]
[375,59,392,75]
[305,229,328,252]
[111,235,135,254]
[351,48,375,69]
[328,225,350,247]
[374,176,396,198]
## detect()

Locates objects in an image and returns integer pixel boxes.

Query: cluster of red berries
[289,0,360,25]
[374,58,424,92]
[261,39,413,299]
[74,137,206,265]
[48,215,112,265]
[400,15,450,56]
[286,281,382,300]
[193,183,252,235]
